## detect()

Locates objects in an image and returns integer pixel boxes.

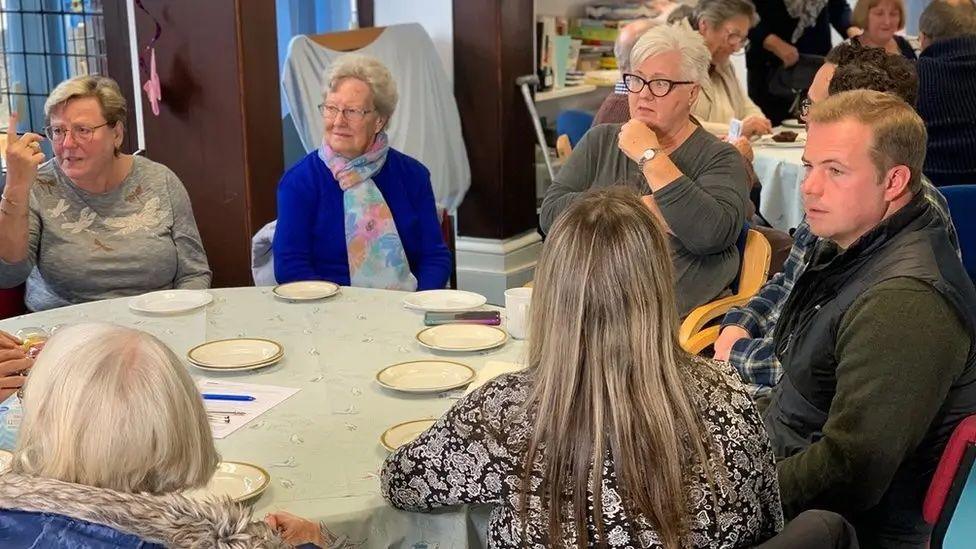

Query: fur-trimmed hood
[0,471,290,548]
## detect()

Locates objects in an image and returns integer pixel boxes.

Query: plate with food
[757,130,806,148]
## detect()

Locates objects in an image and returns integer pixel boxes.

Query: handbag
[768,54,826,99]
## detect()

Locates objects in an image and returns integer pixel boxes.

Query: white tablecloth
[753,144,805,231]
[0,286,527,547]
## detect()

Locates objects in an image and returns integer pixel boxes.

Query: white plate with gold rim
[189,354,283,373]
[183,461,270,503]
[402,290,487,312]
[272,281,340,301]
[187,338,284,370]
[0,449,12,473]
[416,324,508,352]
[376,360,475,393]
[380,419,438,452]
[129,290,213,315]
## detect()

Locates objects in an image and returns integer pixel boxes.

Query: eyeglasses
[799,96,812,119]
[318,104,375,122]
[43,122,110,143]
[724,29,751,52]
[622,73,695,97]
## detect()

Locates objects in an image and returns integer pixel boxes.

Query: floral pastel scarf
[318,132,418,291]
[783,0,830,43]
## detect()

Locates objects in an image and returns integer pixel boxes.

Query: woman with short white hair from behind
[0,322,329,548]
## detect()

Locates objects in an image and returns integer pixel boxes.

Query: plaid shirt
[722,181,959,398]
[721,222,816,398]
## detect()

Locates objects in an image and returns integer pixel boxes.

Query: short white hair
[324,53,399,120]
[629,23,711,86]
[14,323,219,494]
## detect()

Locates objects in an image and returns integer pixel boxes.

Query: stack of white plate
[380,419,438,452]
[402,289,487,312]
[187,338,284,372]
[272,280,340,301]
[375,360,475,393]
[415,324,508,352]
[183,461,270,503]
[129,290,213,315]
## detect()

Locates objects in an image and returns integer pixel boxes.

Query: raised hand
[4,112,46,194]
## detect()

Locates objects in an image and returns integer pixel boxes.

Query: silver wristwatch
[637,148,658,172]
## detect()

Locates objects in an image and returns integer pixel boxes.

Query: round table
[752,140,805,231]
[0,286,526,546]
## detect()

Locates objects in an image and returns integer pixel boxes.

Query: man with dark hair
[917,0,976,186]
[715,42,960,400]
[829,49,919,106]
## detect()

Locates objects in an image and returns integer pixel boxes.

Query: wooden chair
[555,134,572,160]
[679,228,772,355]
[308,26,386,50]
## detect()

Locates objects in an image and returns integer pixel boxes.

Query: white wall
[374,0,454,81]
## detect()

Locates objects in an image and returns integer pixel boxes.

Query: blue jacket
[0,509,163,548]
[0,472,291,548]
[273,149,452,289]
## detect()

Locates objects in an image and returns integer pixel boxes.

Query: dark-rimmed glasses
[318,104,375,122]
[43,123,110,144]
[622,73,695,97]
[799,96,812,119]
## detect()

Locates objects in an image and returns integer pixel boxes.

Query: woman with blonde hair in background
[381,188,782,547]
[851,0,917,60]
[0,323,331,548]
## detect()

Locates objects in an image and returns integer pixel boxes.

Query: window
[0,0,107,134]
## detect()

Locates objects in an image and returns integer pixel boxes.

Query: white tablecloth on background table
[752,141,806,231]
[0,286,527,547]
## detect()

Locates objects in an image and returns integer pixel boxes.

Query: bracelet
[0,193,21,207]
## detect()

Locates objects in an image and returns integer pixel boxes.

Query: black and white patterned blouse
[381,356,784,548]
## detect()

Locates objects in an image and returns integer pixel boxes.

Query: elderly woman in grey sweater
[0,76,210,312]
[541,23,748,315]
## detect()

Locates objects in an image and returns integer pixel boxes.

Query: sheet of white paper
[197,379,300,439]
[728,118,743,141]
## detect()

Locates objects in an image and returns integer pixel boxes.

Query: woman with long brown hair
[381,188,782,547]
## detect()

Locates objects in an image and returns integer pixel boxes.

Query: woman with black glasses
[541,24,749,316]
[0,76,211,312]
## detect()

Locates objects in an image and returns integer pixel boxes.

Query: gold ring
[27,141,40,151]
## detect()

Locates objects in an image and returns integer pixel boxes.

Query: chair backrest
[677,228,771,354]
[0,285,26,320]
[732,227,771,296]
[924,414,976,549]
[555,134,573,160]
[556,109,595,147]
[938,185,976,283]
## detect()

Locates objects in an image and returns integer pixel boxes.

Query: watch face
[642,149,656,161]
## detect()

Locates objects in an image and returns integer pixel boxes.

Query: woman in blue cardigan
[274,54,451,291]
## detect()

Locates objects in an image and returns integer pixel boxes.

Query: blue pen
[202,393,255,402]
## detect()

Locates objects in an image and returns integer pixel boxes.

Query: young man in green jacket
[763,89,976,548]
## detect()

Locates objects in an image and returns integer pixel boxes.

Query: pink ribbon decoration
[142,48,162,116]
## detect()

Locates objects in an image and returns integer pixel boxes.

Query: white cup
[504,287,533,340]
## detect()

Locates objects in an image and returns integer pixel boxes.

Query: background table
[752,141,805,231]
[0,286,526,547]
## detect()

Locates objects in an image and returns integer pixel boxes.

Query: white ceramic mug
[504,287,532,340]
